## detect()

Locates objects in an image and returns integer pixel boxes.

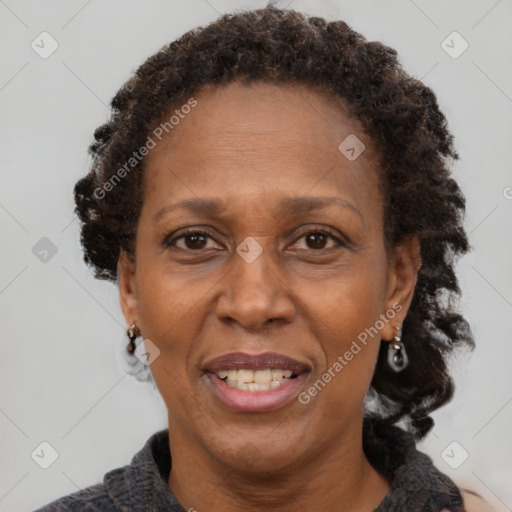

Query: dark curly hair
[74,5,474,439]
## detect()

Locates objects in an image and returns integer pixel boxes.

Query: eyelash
[162,226,347,252]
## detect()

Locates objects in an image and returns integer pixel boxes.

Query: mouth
[203,352,310,413]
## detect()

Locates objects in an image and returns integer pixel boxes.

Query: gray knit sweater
[33,417,465,512]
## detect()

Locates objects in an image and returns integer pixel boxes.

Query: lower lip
[206,373,308,413]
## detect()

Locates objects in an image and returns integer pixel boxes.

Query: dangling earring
[126,323,141,355]
[387,324,408,372]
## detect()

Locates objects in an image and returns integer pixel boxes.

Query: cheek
[134,261,203,366]
[133,266,207,415]
[134,224,213,321]
[311,255,387,346]
[303,258,387,404]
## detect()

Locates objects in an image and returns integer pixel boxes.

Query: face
[119,81,420,474]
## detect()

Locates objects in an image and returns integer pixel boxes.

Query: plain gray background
[1,1,511,510]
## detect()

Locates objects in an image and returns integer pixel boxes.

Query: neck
[167,415,390,512]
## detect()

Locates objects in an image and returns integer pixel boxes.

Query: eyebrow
[153,196,363,222]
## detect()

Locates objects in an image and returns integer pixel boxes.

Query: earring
[126,323,141,355]
[387,324,408,372]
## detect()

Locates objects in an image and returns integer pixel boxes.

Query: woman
[34,5,489,511]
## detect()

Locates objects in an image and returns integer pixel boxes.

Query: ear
[380,234,421,341]
[117,250,139,327]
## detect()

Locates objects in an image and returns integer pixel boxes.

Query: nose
[215,247,296,331]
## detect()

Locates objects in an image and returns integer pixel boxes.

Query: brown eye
[305,232,329,249]
[180,232,209,250]
[291,229,345,252]
[163,229,220,251]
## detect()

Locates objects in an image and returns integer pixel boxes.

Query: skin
[118,81,423,511]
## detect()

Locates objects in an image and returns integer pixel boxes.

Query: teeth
[271,369,292,380]
[215,368,296,391]
[226,380,281,392]
[237,369,254,383]
[253,369,272,383]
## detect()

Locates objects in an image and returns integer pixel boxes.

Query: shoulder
[33,429,173,512]
[460,488,494,512]
[31,481,113,511]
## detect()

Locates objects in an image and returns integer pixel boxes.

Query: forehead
[141,81,382,220]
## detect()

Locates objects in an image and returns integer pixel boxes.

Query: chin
[205,426,309,474]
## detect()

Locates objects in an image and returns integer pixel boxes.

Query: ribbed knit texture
[33,416,465,512]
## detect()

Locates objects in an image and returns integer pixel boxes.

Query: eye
[289,228,346,251]
[162,227,347,253]
[163,228,221,251]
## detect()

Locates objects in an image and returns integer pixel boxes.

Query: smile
[203,351,310,413]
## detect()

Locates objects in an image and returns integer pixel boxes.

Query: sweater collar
[364,416,465,512]
[103,418,464,511]
[104,428,182,511]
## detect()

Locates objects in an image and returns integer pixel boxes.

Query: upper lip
[203,351,310,374]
